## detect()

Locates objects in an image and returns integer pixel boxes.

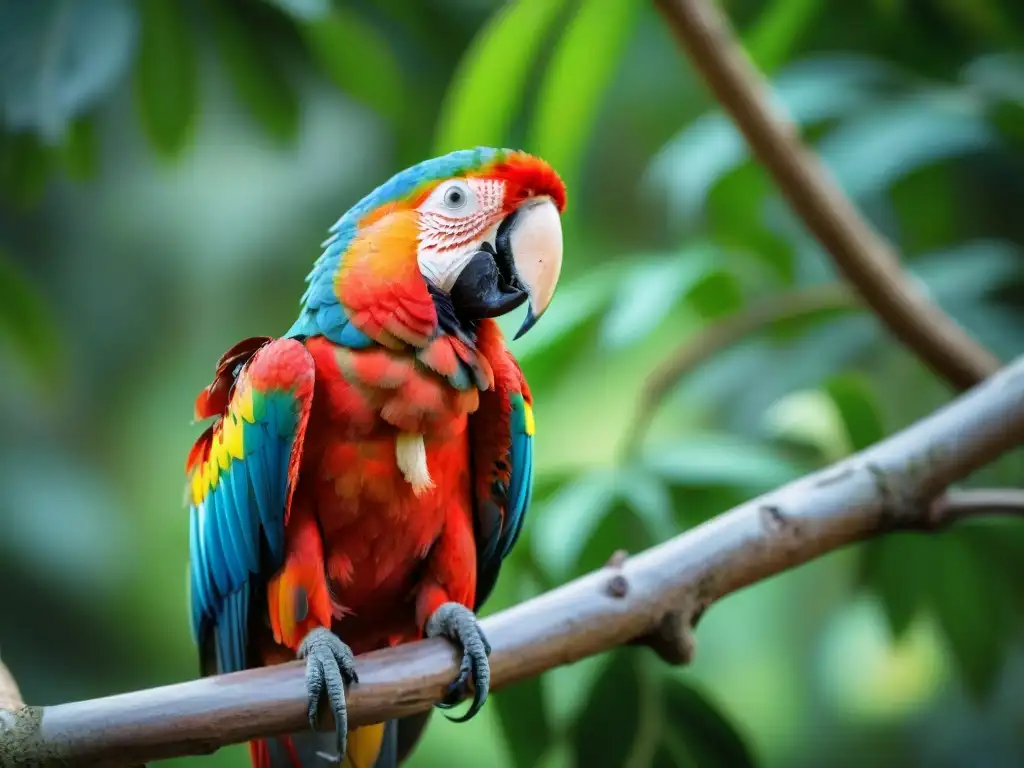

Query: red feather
[336,210,438,348]
[471,150,567,215]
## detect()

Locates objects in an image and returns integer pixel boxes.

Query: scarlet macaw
[184,148,565,767]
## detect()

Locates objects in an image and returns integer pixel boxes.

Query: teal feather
[475,391,535,609]
[188,340,315,677]
[189,506,208,640]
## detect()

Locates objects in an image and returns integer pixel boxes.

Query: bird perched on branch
[183,148,566,768]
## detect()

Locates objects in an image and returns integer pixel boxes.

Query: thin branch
[653,0,1002,391]
[6,355,1024,767]
[926,488,1024,529]
[625,282,859,454]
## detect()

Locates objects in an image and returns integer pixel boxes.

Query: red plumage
[188,149,563,768]
[260,330,494,657]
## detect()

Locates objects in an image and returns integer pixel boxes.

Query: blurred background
[3,0,1024,766]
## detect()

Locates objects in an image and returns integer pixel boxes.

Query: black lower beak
[449,247,528,322]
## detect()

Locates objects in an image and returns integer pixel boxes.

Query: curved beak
[504,197,563,339]
[447,196,564,339]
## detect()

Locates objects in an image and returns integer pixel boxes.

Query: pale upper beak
[505,197,563,339]
[445,194,563,338]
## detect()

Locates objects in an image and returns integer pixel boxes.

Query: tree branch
[6,355,1024,766]
[924,488,1024,529]
[625,282,860,454]
[653,0,1002,391]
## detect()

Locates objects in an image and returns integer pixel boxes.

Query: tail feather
[248,722,399,768]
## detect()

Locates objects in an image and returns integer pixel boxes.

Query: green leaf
[57,116,97,179]
[0,0,138,142]
[667,485,762,531]
[613,467,679,543]
[653,744,688,768]
[300,8,405,124]
[647,55,895,227]
[493,676,551,768]
[209,2,299,144]
[644,434,804,490]
[0,131,53,207]
[433,0,568,154]
[0,250,63,386]
[134,0,198,157]
[531,467,677,580]
[857,534,933,640]
[654,738,699,768]
[686,268,744,321]
[528,0,640,194]
[263,0,329,20]
[935,0,1021,46]
[962,53,1024,105]
[530,470,619,580]
[571,650,642,768]
[663,680,758,768]
[824,372,886,452]
[912,240,1022,302]
[705,164,796,284]
[742,0,825,74]
[573,501,653,578]
[816,95,998,201]
[929,534,1013,701]
[957,521,1024,618]
[599,247,719,349]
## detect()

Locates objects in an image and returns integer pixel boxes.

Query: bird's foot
[425,602,491,722]
[299,627,359,759]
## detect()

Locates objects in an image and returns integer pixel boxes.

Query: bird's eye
[443,185,467,209]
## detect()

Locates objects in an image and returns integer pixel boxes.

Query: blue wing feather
[226,463,259,573]
[474,387,535,609]
[216,485,248,586]
[189,507,206,640]
[499,395,533,559]
[204,493,231,595]
[187,338,315,675]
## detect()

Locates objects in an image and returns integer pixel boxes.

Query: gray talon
[299,628,358,759]
[425,602,491,722]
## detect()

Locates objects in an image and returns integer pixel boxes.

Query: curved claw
[424,602,492,723]
[299,627,359,759]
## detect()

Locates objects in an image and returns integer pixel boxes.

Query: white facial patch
[417,177,506,291]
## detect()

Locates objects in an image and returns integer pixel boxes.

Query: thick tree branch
[653,0,1002,391]
[625,282,859,454]
[5,355,1024,767]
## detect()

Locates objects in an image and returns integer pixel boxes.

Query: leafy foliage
[433,0,569,154]
[0,250,63,386]
[134,0,198,157]
[0,0,137,142]
[299,8,407,126]
[3,1,1024,767]
[527,0,640,196]
[570,650,643,768]
[661,679,758,768]
[209,3,299,145]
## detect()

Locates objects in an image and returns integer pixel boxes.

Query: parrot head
[289,148,566,345]
[411,150,566,339]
